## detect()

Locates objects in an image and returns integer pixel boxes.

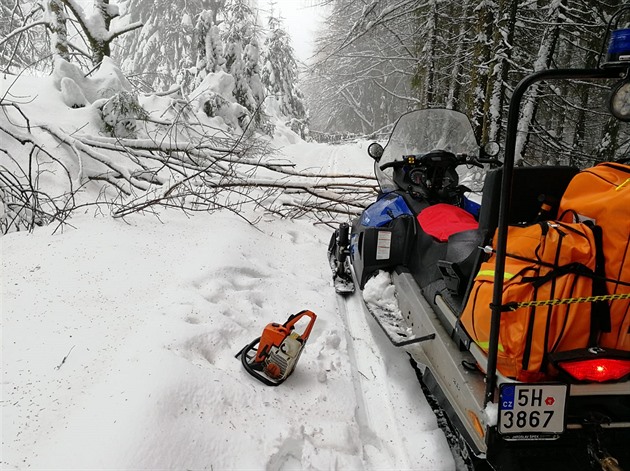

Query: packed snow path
[2,142,454,470]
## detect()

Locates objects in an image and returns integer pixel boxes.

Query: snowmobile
[328,16,630,471]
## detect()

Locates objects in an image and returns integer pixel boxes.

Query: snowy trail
[2,141,454,470]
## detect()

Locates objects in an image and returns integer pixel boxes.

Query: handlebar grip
[379,161,404,170]
[477,158,503,166]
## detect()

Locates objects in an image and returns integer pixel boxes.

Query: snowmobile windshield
[376,109,479,192]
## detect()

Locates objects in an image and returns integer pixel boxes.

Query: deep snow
[2,142,455,470]
[2,57,454,469]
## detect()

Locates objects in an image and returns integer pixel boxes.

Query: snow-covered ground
[1,57,454,469]
[2,140,455,470]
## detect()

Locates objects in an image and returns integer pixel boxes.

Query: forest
[305,0,629,165]
[3,1,629,162]
[1,0,629,234]
[1,0,309,133]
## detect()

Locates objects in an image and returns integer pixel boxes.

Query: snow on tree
[0,0,142,70]
[221,0,266,126]
[0,1,51,74]
[59,0,142,66]
[193,6,227,80]
[45,0,70,61]
[115,0,202,92]
[485,0,517,145]
[261,9,308,137]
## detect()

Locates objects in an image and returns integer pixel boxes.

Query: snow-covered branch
[0,95,377,234]
[0,21,49,49]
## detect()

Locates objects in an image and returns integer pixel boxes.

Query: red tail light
[557,358,630,383]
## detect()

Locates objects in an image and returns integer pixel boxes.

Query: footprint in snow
[193,266,267,303]
[266,428,305,471]
[172,266,271,368]
[315,331,343,383]
[169,330,232,369]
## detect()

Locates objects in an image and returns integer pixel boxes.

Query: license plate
[498,383,567,438]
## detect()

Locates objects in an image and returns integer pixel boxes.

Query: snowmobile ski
[332,271,355,295]
[328,222,355,295]
[236,310,317,386]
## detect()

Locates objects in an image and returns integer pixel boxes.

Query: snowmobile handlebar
[476,156,503,166]
[379,150,494,171]
[379,150,457,171]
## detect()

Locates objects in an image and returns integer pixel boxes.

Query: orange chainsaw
[236,310,317,386]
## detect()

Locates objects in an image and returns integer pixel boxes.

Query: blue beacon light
[606,28,630,65]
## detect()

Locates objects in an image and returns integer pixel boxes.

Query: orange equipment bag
[460,221,605,381]
[557,162,630,351]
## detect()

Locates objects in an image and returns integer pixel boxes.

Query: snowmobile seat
[477,165,580,234]
[408,205,479,291]
[417,203,479,242]
[416,204,481,294]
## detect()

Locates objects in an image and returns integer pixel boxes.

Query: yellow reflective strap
[513,292,630,309]
[476,341,505,353]
[616,178,630,191]
[477,270,515,280]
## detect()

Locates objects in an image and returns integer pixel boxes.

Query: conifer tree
[116,0,202,92]
[261,9,308,130]
[222,0,265,122]
[193,7,226,81]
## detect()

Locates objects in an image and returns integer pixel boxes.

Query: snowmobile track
[335,291,455,470]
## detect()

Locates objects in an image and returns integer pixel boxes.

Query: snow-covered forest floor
[1,67,455,469]
[2,144,454,470]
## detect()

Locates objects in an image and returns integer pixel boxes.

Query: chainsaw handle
[283,309,317,340]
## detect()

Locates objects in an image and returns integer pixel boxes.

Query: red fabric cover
[417,203,479,242]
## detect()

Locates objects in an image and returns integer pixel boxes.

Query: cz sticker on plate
[498,383,568,439]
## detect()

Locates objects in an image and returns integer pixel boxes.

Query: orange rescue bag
[460,221,602,381]
[558,162,630,351]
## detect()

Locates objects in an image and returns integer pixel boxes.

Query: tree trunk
[424,0,438,105]
[468,1,493,142]
[90,0,114,64]
[485,0,517,144]
[47,0,70,61]
[597,118,620,162]
[446,1,470,110]
[514,0,565,163]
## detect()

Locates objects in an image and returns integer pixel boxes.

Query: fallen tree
[1,95,377,234]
